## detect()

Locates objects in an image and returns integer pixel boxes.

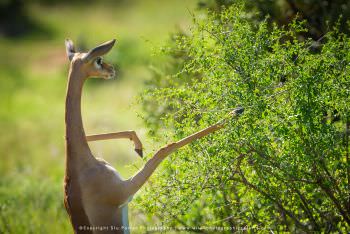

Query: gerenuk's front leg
[114,107,245,200]
[86,131,143,157]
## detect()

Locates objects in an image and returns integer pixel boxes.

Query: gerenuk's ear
[81,39,116,62]
[65,39,76,61]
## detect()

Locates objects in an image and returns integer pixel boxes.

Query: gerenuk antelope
[63,39,243,234]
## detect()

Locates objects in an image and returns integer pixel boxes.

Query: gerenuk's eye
[95,57,103,67]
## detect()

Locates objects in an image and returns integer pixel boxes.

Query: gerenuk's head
[65,39,116,80]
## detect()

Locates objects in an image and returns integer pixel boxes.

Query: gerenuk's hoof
[135,148,143,158]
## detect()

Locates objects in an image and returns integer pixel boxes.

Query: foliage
[198,0,350,39]
[0,176,70,234]
[139,4,350,232]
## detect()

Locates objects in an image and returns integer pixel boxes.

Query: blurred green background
[0,0,196,233]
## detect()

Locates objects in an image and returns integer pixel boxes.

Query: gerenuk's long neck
[65,65,92,162]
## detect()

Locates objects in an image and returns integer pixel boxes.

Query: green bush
[198,0,350,39]
[0,176,70,234]
[138,4,350,232]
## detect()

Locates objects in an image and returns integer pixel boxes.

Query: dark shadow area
[198,0,350,39]
[0,0,53,38]
[0,0,131,38]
